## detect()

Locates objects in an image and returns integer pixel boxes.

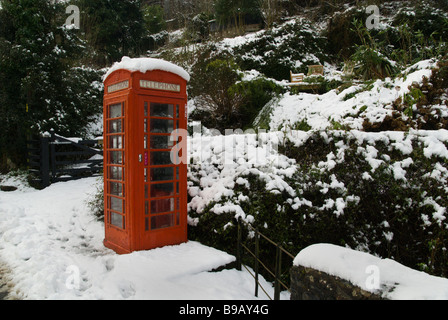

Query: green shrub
[87,177,104,222]
[325,7,368,60]
[351,45,396,80]
[188,12,212,42]
[143,4,166,34]
[233,18,330,81]
[349,18,397,80]
[188,57,243,131]
[188,130,448,278]
[285,131,448,277]
[392,4,448,42]
[229,78,285,129]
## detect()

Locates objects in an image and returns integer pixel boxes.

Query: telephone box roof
[104,56,190,82]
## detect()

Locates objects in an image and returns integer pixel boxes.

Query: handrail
[236,218,295,300]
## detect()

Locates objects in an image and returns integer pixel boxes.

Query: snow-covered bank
[0,176,285,300]
[294,243,448,300]
[268,59,440,132]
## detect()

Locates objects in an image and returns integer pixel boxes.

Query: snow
[0,176,286,300]
[187,129,296,218]
[2,7,448,300]
[103,56,190,82]
[268,59,437,132]
[293,243,448,300]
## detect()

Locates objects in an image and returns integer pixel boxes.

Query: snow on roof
[103,56,190,82]
[294,243,448,300]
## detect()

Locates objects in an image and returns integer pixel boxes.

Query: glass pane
[109,104,122,118]
[151,167,173,181]
[151,151,172,166]
[151,103,173,118]
[144,102,148,117]
[110,151,123,164]
[110,166,123,181]
[151,183,174,198]
[109,119,122,133]
[150,135,172,149]
[110,182,124,197]
[151,198,174,214]
[110,212,124,229]
[151,214,174,230]
[176,105,179,118]
[145,201,149,215]
[110,197,123,213]
[109,135,123,149]
[150,119,173,133]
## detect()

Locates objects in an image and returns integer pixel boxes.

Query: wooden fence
[27,129,103,188]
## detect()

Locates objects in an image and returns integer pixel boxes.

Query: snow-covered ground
[0,175,287,300]
[268,59,440,132]
[2,169,447,300]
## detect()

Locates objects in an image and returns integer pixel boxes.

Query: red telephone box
[102,57,189,254]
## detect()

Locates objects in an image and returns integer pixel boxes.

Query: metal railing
[235,218,295,300]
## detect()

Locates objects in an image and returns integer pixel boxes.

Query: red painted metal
[103,66,188,254]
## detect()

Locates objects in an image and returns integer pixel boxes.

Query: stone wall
[290,265,384,300]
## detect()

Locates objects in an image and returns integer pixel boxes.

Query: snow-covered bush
[229,77,286,128]
[281,130,448,277]
[351,45,396,80]
[189,56,285,131]
[187,129,448,278]
[86,177,104,222]
[364,59,448,131]
[233,18,329,81]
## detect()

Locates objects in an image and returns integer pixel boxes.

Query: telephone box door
[104,96,130,253]
[135,95,188,250]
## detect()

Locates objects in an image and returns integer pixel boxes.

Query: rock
[290,265,384,300]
